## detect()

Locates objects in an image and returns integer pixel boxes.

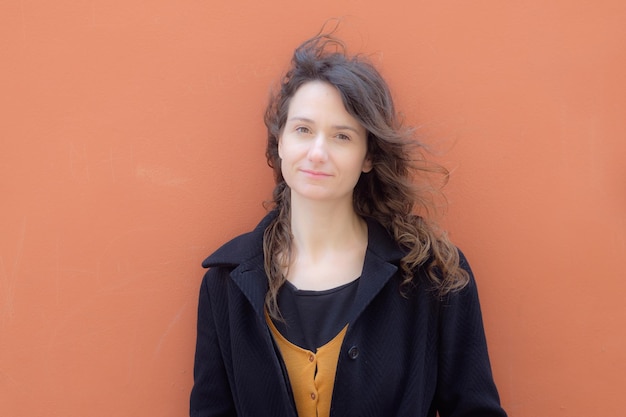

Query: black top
[272,278,359,351]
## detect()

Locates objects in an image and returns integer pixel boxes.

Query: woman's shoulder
[201,211,277,269]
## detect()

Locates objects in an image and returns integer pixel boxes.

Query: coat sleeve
[435,251,508,417]
[189,270,237,417]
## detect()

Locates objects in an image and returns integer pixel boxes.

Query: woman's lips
[301,169,331,178]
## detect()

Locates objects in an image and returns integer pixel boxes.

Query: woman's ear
[362,156,373,173]
[277,136,283,159]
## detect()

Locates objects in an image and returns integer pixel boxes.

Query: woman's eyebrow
[287,116,315,124]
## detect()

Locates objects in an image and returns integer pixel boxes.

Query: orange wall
[2,1,625,416]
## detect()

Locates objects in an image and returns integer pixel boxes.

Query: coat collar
[201,211,276,268]
[202,210,406,321]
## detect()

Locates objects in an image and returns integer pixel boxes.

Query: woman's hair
[263,28,469,318]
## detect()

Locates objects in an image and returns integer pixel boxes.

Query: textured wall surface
[2,1,625,416]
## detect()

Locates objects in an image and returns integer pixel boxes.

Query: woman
[190,31,507,417]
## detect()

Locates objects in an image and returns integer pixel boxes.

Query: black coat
[190,212,507,417]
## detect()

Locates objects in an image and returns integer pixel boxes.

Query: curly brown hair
[262,30,469,318]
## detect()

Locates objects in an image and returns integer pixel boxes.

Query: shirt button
[348,346,359,359]
[310,393,316,400]
[308,354,315,362]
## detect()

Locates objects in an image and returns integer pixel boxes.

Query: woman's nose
[307,134,328,162]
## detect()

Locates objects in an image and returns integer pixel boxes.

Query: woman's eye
[336,133,351,141]
[295,126,310,134]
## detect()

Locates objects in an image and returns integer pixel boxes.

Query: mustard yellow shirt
[266,311,348,417]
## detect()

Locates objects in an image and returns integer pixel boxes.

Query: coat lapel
[230,257,269,321]
[228,257,297,416]
[348,250,398,324]
[347,217,405,324]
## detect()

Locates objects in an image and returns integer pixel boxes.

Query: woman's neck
[289,195,366,255]
[284,194,369,290]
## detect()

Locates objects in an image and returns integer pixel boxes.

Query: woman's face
[278,81,372,205]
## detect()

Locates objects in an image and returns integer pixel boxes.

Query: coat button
[348,346,359,359]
